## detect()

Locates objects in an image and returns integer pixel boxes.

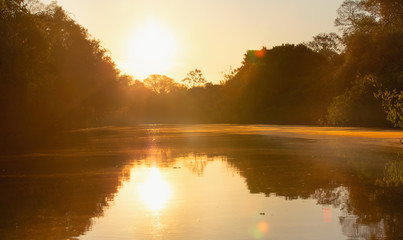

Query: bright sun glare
[127,20,177,79]
[138,167,172,211]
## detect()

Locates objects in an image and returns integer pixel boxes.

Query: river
[1,125,402,239]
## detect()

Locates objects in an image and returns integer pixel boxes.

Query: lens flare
[252,221,270,239]
[255,48,266,58]
[323,207,332,223]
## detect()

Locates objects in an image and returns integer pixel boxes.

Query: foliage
[305,33,343,62]
[223,44,335,124]
[144,74,182,94]
[0,0,127,150]
[364,0,403,30]
[322,0,403,127]
[335,0,373,35]
[375,89,403,129]
[322,75,389,126]
[219,66,238,85]
[182,69,207,88]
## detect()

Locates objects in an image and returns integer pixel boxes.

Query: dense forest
[0,0,402,151]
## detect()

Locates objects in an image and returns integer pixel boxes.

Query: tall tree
[0,0,127,150]
[305,33,343,62]
[322,0,403,127]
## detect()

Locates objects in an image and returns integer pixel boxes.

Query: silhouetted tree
[323,75,388,126]
[305,33,343,62]
[219,66,238,85]
[0,0,127,151]
[222,44,334,124]
[322,0,402,127]
[182,69,207,88]
[335,0,370,35]
[375,89,403,129]
[2,0,403,152]
[144,74,182,94]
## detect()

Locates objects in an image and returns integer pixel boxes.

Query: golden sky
[42,0,344,83]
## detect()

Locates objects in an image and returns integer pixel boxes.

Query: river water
[1,125,402,239]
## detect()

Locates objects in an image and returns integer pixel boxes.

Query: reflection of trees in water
[140,150,226,176]
[2,126,403,240]
[339,215,387,240]
[376,159,403,188]
[220,135,403,240]
[146,148,174,167]
[77,126,403,240]
[178,153,227,176]
[181,153,209,176]
[347,157,403,240]
[311,186,350,209]
[344,178,403,240]
[311,185,401,240]
[313,186,387,239]
[0,152,132,240]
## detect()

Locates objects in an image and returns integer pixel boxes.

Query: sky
[41,0,345,83]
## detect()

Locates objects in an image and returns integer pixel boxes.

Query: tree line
[0,0,402,151]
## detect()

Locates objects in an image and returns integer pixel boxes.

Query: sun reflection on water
[138,167,172,211]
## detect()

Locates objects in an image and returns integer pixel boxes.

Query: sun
[126,19,177,79]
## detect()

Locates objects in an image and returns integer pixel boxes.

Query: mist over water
[1,125,402,240]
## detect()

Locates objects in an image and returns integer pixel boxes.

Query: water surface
[1,125,402,239]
